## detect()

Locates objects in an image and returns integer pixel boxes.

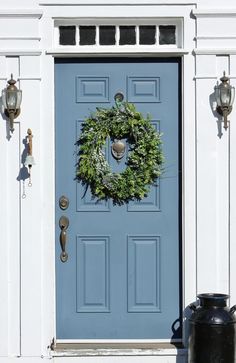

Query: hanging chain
[22,180,26,199]
[28,166,32,187]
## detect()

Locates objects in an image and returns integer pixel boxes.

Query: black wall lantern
[214,72,235,130]
[2,74,22,132]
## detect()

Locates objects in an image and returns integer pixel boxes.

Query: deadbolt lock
[59,195,69,210]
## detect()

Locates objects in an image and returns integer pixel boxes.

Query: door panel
[55,58,181,340]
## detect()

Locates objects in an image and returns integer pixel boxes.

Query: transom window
[55,21,181,48]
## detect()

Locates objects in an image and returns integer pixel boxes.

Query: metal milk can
[188,293,236,363]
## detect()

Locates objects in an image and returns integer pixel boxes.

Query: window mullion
[136,26,139,45]
[96,26,99,46]
[116,26,120,46]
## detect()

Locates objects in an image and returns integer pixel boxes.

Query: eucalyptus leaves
[76,102,163,205]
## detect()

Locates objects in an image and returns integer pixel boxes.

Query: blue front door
[55,58,181,340]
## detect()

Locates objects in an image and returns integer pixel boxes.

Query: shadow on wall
[17,135,30,183]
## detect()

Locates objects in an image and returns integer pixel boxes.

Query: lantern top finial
[220,71,229,84]
[7,74,16,86]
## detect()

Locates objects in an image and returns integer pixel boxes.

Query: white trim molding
[0,10,43,18]
[194,75,236,80]
[41,2,196,354]
[46,48,189,56]
[192,9,236,18]
[0,50,42,56]
[0,37,41,41]
[40,0,196,5]
[193,48,236,55]
[195,36,236,40]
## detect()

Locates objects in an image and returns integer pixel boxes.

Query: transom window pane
[139,26,156,45]
[79,26,96,45]
[99,26,116,45]
[59,26,76,46]
[57,23,179,48]
[119,26,136,45]
[159,25,176,45]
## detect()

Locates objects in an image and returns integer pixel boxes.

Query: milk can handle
[230,305,236,315]
[189,303,197,311]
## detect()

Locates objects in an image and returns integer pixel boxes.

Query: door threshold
[52,340,186,357]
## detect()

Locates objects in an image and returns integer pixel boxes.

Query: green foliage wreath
[76,102,163,205]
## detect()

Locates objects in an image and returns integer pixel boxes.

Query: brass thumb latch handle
[59,216,69,262]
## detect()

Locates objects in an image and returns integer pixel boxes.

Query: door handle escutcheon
[59,216,69,262]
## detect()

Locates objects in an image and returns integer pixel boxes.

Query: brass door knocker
[111,139,126,162]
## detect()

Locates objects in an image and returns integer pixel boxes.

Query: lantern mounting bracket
[4,108,21,120]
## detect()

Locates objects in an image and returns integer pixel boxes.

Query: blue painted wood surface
[55,58,180,339]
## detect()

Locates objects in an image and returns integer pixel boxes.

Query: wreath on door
[76,102,163,205]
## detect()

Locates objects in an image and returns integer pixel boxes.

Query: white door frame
[39,2,196,355]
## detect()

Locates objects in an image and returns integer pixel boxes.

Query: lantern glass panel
[1,89,7,109]
[16,90,22,109]
[7,90,17,109]
[229,87,235,107]
[214,86,221,106]
[220,86,231,106]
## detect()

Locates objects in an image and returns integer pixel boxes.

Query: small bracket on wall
[49,337,56,351]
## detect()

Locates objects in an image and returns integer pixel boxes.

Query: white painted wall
[0,1,235,362]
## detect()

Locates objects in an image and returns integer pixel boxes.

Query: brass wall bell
[24,128,35,186]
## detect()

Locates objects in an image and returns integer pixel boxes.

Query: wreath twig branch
[76,102,164,205]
